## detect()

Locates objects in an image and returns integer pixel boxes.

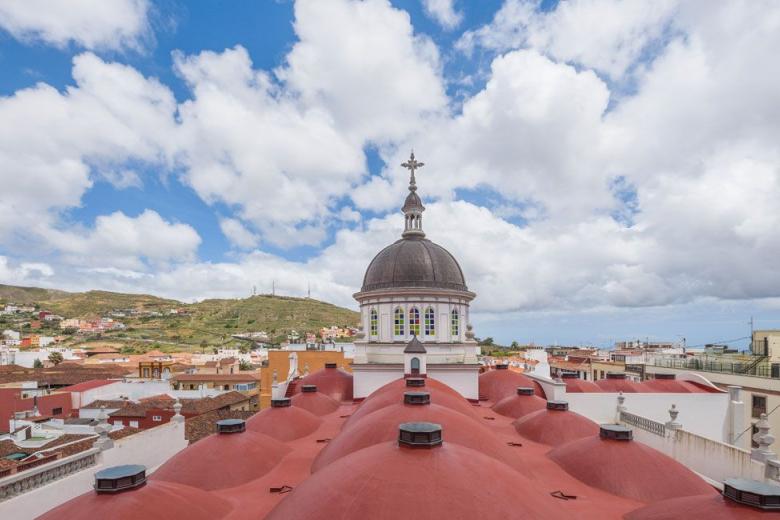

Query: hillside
[0,285,359,351]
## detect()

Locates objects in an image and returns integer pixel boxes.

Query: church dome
[361,237,468,292]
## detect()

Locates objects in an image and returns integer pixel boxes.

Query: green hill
[0,284,359,351]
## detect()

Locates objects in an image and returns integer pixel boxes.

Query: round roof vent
[495,364,509,370]
[600,424,633,441]
[405,378,425,388]
[216,419,246,434]
[302,384,317,393]
[723,478,780,510]
[94,464,146,494]
[324,363,338,369]
[398,422,442,449]
[547,400,569,411]
[517,387,535,396]
[560,373,579,379]
[654,373,675,380]
[271,398,291,408]
[606,373,627,380]
[403,392,431,405]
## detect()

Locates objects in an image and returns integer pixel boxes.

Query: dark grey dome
[361,237,468,292]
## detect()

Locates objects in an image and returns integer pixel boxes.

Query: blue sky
[1,0,779,348]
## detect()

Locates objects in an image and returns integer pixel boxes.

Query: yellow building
[259,350,350,409]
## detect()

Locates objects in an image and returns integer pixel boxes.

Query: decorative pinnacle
[401,150,424,191]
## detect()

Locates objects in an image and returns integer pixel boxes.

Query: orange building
[259,350,350,408]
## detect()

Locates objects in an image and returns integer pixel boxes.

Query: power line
[685,336,750,348]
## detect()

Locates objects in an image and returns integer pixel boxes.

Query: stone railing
[620,410,666,437]
[0,448,99,502]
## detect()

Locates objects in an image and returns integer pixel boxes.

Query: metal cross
[401,151,424,186]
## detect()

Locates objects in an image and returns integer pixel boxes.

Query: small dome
[246,405,322,441]
[548,432,714,502]
[513,408,599,446]
[267,441,564,519]
[479,369,545,402]
[294,367,353,402]
[343,378,477,429]
[312,401,513,473]
[624,493,767,519]
[37,480,232,520]
[291,390,341,416]
[151,430,290,490]
[361,237,468,292]
[492,392,547,419]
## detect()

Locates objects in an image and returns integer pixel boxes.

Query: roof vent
[517,387,535,396]
[723,478,780,510]
[606,373,627,380]
[398,422,442,449]
[547,400,569,411]
[302,384,317,393]
[216,419,246,434]
[94,464,147,494]
[600,424,633,441]
[654,373,675,380]
[403,392,431,405]
[560,373,579,379]
[271,398,291,408]
[495,364,509,370]
[324,362,338,369]
[405,378,425,388]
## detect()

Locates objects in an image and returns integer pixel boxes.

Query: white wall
[428,369,479,401]
[352,368,401,399]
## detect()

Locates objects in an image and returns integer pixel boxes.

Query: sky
[1,0,779,348]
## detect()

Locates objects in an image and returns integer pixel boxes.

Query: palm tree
[48,351,64,366]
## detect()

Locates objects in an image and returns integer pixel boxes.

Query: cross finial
[401,150,424,189]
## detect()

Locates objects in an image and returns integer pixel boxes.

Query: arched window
[451,308,459,337]
[394,307,405,336]
[370,308,378,337]
[424,307,435,336]
[411,357,420,374]
[409,307,420,336]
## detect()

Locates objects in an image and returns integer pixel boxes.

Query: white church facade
[351,152,481,399]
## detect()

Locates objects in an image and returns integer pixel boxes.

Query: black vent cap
[302,384,317,393]
[216,419,246,434]
[547,400,569,411]
[560,373,579,379]
[403,392,431,405]
[654,373,675,380]
[495,364,509,370]
[398,422,442,449]
[517,387,535,396]
[405,378,425,388]
[606,372,627,380]
[324,362,338,369]
[271,398,291,408]
[94,464,146,493]
[600,424,633,441]
[723,478,780,510]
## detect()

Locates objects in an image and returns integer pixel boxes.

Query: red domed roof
[151,430,291,490]
[343,378,477,429]
[638,379,720,394]
[624,493,767,519]
[268,441,564,519]
[479,369,545,401]
[492,392,547,419]
[562,377,601,393]
[246,405,322,441]
[291,391,340,416]
[312,401,512,472]
[37,480,232,520]
[548,433,714,503]
[294,367,353,401]
[594,378,640,393]
[513,408,599,446]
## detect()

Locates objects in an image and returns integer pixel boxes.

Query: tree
[510,341,519,349]
[239,343,250,354]
[478,337,495,347]
[239,360,253,371]
[33,358,43,369]
[48,352,64,366]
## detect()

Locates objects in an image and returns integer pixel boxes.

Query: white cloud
[422,0,463,30]
[0,0,151,51]
[0,257,54,285]
[219,218,260,249]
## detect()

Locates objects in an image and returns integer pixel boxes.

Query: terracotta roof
[184,409,256,443]
[81,399,130,409]
[293,367,353,401]
[59,380,119,393]
[171,373,259,382]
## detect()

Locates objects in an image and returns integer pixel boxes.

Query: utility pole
[272,280,275,297]
[307,282,311,299]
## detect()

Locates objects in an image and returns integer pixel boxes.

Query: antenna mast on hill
[272,280,275,296]
[307,282,311,299]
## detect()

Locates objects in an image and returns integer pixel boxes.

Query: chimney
[398,422,442,449]
[495,364,509,370]
[516,387,535,396]
[723,479,780,510]
[405,378,425,388]
[324,362,337,369]
[94,465,147,494]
